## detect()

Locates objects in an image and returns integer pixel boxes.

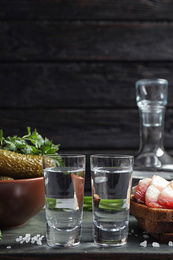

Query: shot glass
[90,154,133,247]
[43,154,86,247]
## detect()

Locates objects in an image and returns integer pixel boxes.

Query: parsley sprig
[0,127,60,156]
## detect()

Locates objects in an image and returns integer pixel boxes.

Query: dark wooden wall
[1,1,173,190]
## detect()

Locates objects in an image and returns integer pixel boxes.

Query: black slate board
[0,210,173,260]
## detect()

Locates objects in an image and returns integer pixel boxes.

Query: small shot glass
[90,154,133,246]
[43,154,86,247]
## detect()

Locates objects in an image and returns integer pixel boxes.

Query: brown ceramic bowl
[0,177,45,228]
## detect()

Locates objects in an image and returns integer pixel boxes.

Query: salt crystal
[131,229,134,233]
[16,236,23,242]
[36,235,44,245]
[168,241,173,246]
[36,239,42,245]
[24,234,31,243]
[26,237,31,243]
[31,236,37,243]
[16,238,21,242]
[152,242,160,247]
[6,246,11,249]
[140,240,147,247]
[16,234,44,246]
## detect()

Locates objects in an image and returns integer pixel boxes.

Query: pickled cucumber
[0,176,14,180]
[0,149,42,179]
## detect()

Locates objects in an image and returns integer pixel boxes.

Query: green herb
[46,198,57,209]
[83,196,125,211]
[45,197,92,211]
[0,127,60,156]
[99,198,125,211]
[45,198,75,211]
[0,230,2,240]
[83,196,92,211]
[44,196,124,212]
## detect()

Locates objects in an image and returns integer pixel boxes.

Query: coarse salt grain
[6,246,11,249]
[168,241,173,246]
[16,236,23,242]
[140,240,147,247]
[31,236,37,244]
[16,234,44,246]
[25,234,31,243]
[152,242,160,247]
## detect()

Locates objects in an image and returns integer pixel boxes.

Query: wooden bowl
[0,177,45,228]
[130,195,173,243]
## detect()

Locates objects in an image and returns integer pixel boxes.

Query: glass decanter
[133,78,173,186]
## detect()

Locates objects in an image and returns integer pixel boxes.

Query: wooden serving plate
[130,195,173,243]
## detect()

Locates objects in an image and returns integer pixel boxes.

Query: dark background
[1,1,173,190]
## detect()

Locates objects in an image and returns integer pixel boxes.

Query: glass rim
[90,154,134,159]
[43,153,86,158]
[136,78,168,86]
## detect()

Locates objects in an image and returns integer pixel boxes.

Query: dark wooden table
[0,210,173,260]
